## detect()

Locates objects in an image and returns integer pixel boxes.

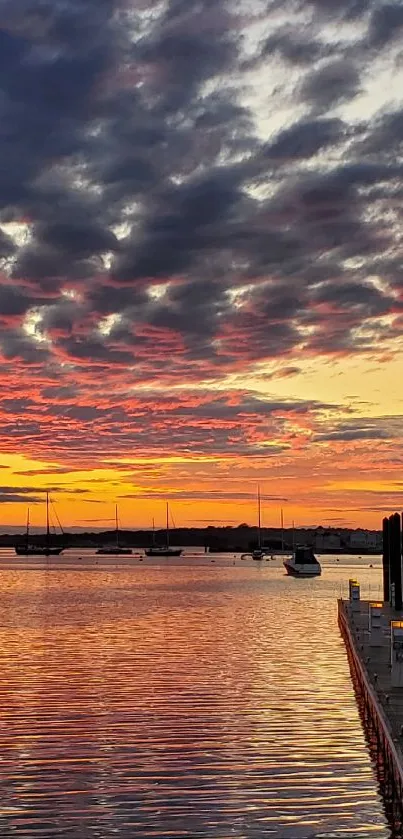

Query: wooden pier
[339,597,403,827]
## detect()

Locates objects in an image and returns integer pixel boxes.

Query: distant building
[348,530,382,551]
[314,528,341,552]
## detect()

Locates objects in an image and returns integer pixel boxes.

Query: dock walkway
[338,599,403,814]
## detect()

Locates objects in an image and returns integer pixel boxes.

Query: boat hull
[15,546,64,556]
[145,548,183,557]
[283,560,321,577]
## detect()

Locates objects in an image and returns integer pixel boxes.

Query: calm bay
[0,551,393,838]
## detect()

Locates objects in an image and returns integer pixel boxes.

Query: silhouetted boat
[96,505,132,555]
[145,503,183,557]
[284,546,321,577]
[15,495,64,556]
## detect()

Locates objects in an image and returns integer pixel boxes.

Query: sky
[0,0,403,532]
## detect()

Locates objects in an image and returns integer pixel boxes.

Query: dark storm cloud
[305,0,370,18]
[300,60,361,111]
[0,0,122,218]
[11,245,104,284]
[37,221,119,258]
[0,329,50,363]
[112,166,249,282]
[312,281,400,317]
[139,27,236,114]
[359,107,403,155]
[264,118,345,161]
[0,284,41,317]
[262,29,329,66]
[368,4,403,48]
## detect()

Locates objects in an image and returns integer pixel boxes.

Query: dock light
[348,578,357,597]
[349,579,360,612]
[369,602,383,647]
[391,621,403,687]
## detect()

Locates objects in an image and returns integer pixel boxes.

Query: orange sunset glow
[1,1,403,532]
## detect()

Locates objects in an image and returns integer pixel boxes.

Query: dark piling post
[390,513,402,611]
[383,516,390,602]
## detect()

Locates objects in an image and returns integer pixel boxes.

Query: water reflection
[0,552,391,837]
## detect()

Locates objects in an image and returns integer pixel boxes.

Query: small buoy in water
[369,564,373,568]
[211,559,215,563]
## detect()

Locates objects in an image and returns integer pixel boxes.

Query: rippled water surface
[0,551,391,837]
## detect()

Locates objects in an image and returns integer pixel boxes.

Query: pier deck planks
[339,599,403,784]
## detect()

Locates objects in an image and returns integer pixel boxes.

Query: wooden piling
[383,516,390,603]
[390,513,402,612]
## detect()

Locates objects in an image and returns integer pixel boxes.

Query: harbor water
[0,551,393,838]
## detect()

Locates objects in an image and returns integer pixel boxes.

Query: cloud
[368,4,403,49]
[300,60,361,111]
[14,467,78,476]
[264,118,347,162]
[313,428,392,442]
[0,484,90,496]
[0,0,401,522]
[312,416,403,443]
[305,0,370,19]
[120,490,289,501]
[0,389,337,465]
[262,29,331,66]
[0,493,43,504]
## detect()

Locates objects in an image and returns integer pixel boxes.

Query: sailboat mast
[115,504,119,547]
[26,507,30,548]
[281,508,284,551]
[257,485,261,549]
[46,492,50,551]
[166,502,169,548]
[152,517,155,546]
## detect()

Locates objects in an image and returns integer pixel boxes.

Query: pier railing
[338,598,403,813]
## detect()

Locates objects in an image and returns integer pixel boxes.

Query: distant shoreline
[2,524,382,555]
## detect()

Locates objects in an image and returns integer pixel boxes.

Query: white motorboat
[283,546,321,577]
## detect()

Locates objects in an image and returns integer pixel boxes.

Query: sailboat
[145,503,183,557]
[96,505,133,555]
[252,486,265,560]
[15,494,64,556]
